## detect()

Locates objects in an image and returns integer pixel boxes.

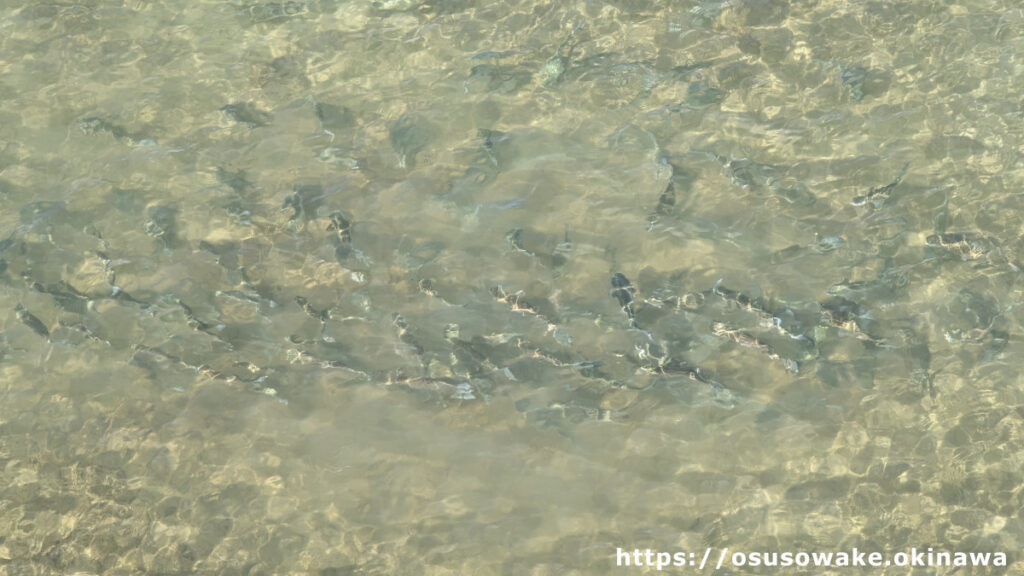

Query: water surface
[0,0,1022,573]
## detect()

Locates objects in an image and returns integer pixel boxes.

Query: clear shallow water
[1,0,1023,573]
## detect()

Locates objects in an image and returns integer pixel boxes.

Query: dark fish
[925,233,993,261]
[464,64,533,95]
[21,274,44,294]
[199,240,241,270]
[23,273,90,314]
[0,231,17,253]
[58,319,110,346]
[327,211,352,243]
[770,236,844,264]
[392,313,424,355]
[435,325,493,379]
[77,117,153,146]
[819,297,884,344]
[477,128,508,155]
[389,116,433,169]
[238,267,281,307]
[14,303,49,340]
[295,296,330,323]
[647,283,705,312]
[506,228,527,254]
[539,26,583,87]
[503,226,571,271]
[327,211,355,262]
[655,180,676,215]
[111,285,151,309]
[943,289,1005,344]
[19,201,68,227]
[144,205,179,247]
[631,340,718,386]
[456,335,522,376]
[819,296,865,324]
[811,236,844,253]
[216,167,256,195]
[229,360,265,383]
[712,279,769,314]
[490,286,558,326]
[130,344,242,383]
[841,66,867,101]
[417,278,439,297]
[827,278,881,298]
[178,301,220,335]
[711,280,811,343]
[769,244,804,264]
[647,159,695,230]
[281,184,326,222]
[701,152,813,205]
[444,129,511,204]
[242,1,307,23]
[840,65,888,102]
[610,273,638,328]
[711,322,799,373]
[315,102,356,136]
[683,81,725,108]
[929,184,954,238]
[982,329,1010,364]
[220,102,272,128]
[108,187,147,213]
[130,343,186,374]
[215,289,262,307]
[552,226,572,268]
[281,195,301,220]
[705,153,772,191]
[851,162,909,207]
[471,50,517,60]
[515,339,599,372]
